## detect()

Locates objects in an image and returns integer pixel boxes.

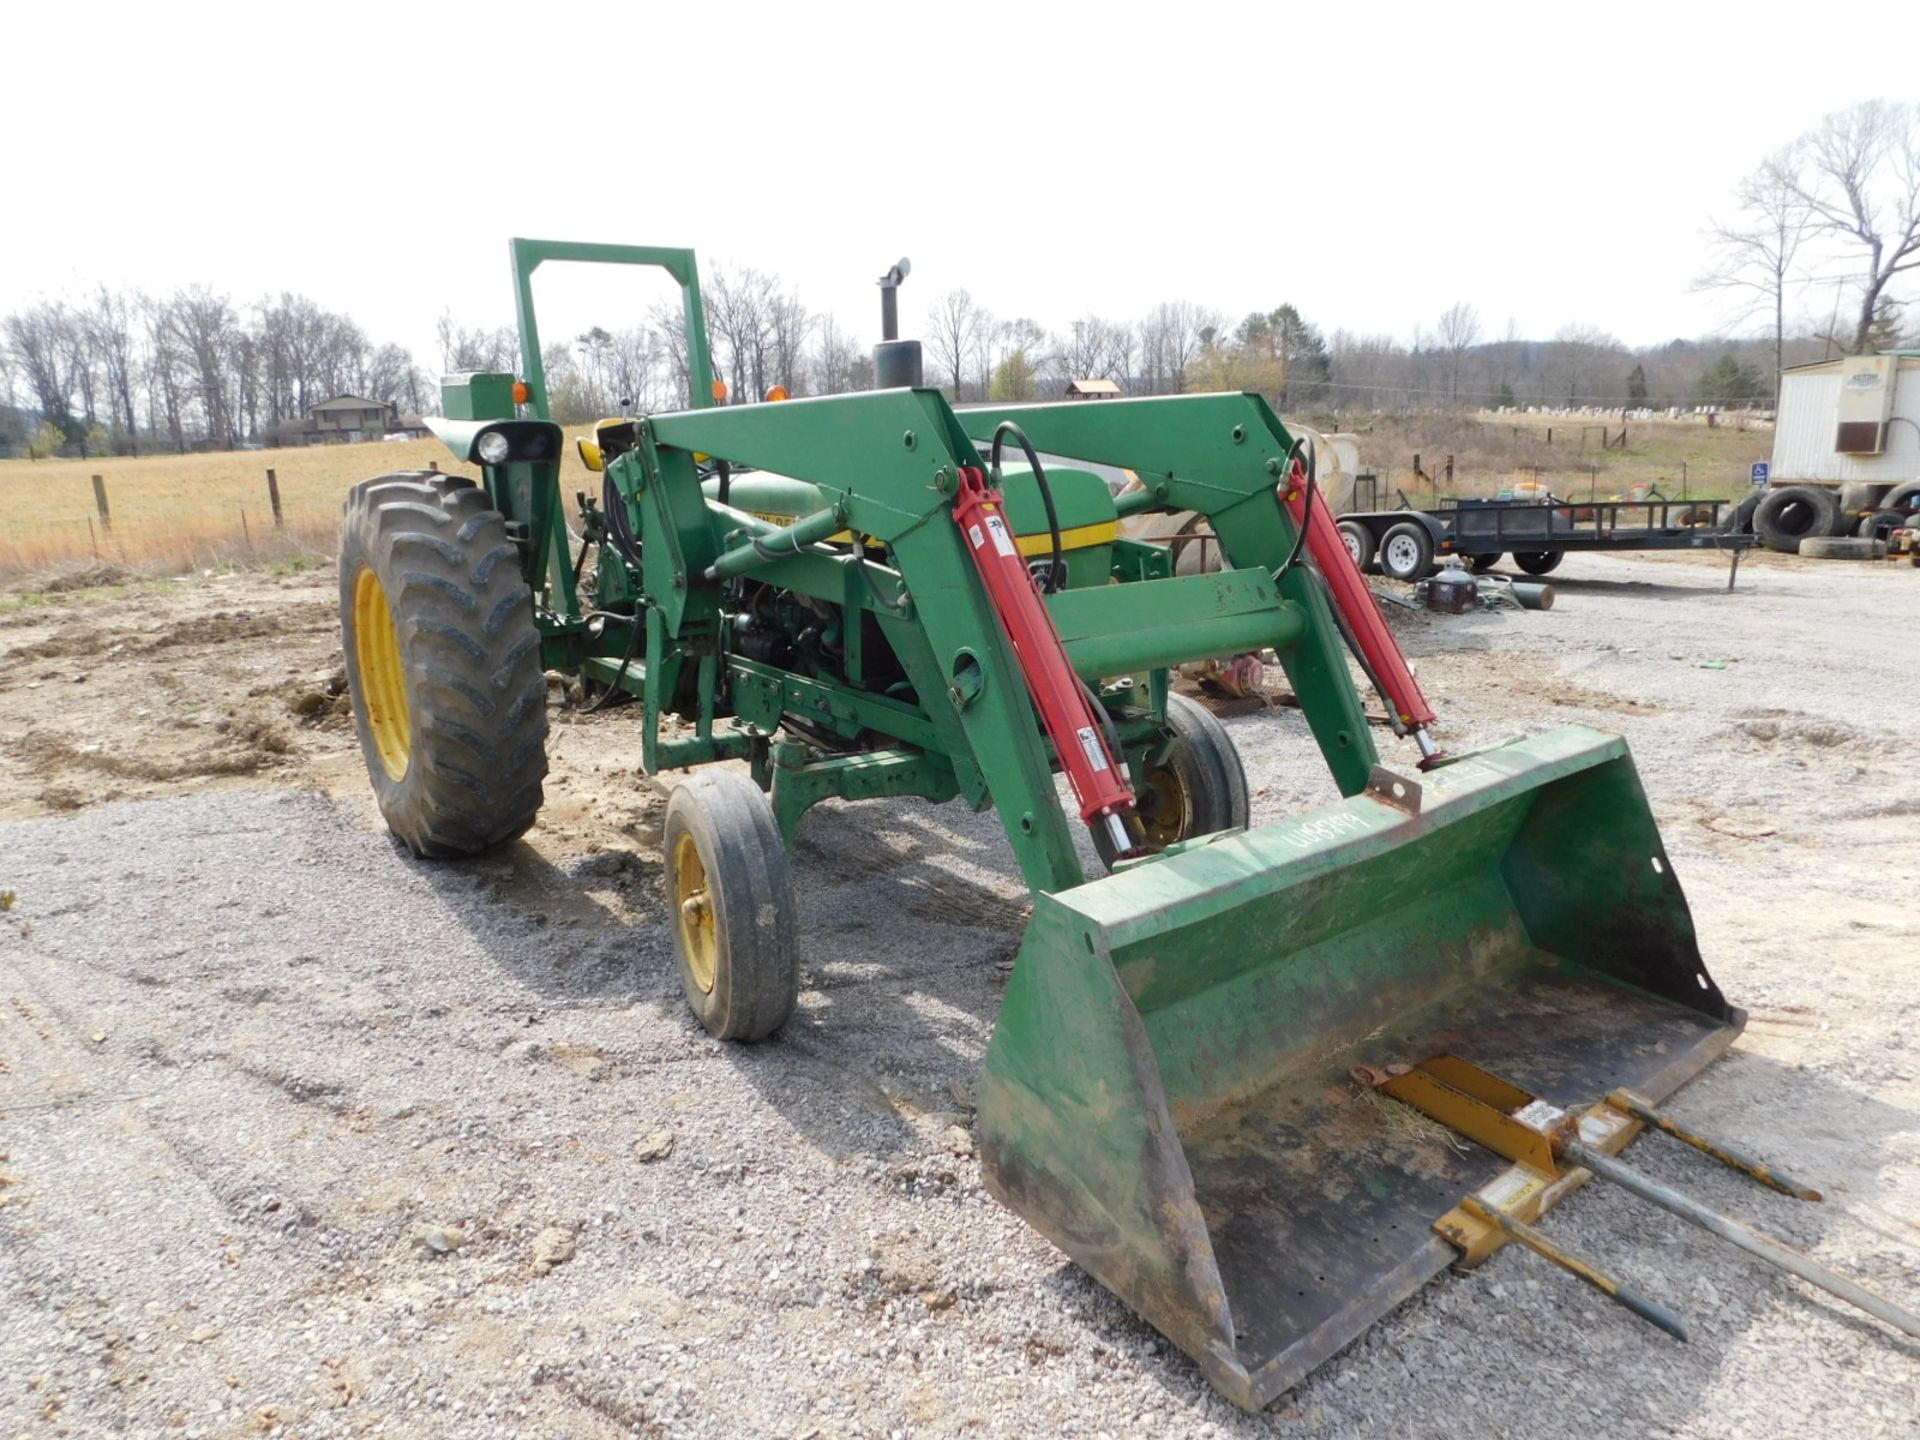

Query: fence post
[241,505,252,551]
[88,516,99,560]
[267,468,284,528]
[429,459,439,473]
[92,474,112,532]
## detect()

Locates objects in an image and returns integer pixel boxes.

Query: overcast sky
[4,3,1912,370]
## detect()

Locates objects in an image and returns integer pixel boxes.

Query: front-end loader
[334,239,1865,1406]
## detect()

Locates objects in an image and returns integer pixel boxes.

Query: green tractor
[337,239,1743,1408]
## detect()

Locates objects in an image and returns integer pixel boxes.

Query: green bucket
[978,725,1740,1410]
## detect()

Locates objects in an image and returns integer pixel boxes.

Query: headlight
[476,430,512,465]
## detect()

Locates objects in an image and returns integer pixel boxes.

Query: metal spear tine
[1606,1089,1823,1201]
[1564,1141,1920,1343]
[1458,1197,1689,1342]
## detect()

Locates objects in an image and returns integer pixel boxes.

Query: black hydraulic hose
[603,470,643,568]
[991,420,1063,593]
[1079,676,1126,767]
[716,458,732,509]
[583,612,642,714]
[1274,434,1317,583]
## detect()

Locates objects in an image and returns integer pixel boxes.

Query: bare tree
[1793,100,1920,354]
[166,287,241,446]
[1138,301,1211,395]
[2,303,77,433]
[434,310,516,375]
[767,293,813,396]
[142,296,188,452]
[92,288,144,453]
[707,267,781,403]
[1698,147,1814,390]
[1054,316,1117,387]
[1436,302,1481,407]
[647,297,693,408]
[1544,324,1623,407]
[925,288,987,400]
[810,316,859,395]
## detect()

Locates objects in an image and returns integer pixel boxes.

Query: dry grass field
[0,436,601,582]
[1352,411,1773,505]
[0,411,1774,583]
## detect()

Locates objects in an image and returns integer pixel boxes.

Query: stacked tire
[1752,485,1840,554]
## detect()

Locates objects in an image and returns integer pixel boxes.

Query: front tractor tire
[664,771,799,1041]
[338,472,549,858]
[1095,691,1250,870]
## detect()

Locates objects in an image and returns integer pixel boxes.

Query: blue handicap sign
[1751,462,1770,486]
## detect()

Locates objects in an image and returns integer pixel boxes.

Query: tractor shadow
[406,834,679,1007]
[723,798,1030,1161]
[409,791,1029,1163]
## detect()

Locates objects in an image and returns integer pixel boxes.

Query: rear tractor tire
[664,771,799,1042]
[1468,552,1503,573]
[1513,551,1564,576]
[338,472,549,858]
[1095,692,1250,870]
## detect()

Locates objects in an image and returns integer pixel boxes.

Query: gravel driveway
[3,549,1917,1438]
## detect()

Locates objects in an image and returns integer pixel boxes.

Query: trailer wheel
[1513,551,1563,575]
[1095,692,1249,870]
[338,471,549,858]
[1469,553,1502,573]
[1378,522,1435,582]
[1336,520,1375,571]
[664,771,798,1042]
[1753,485,1840,553]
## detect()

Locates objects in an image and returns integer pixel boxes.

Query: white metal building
[1770,351,1920,484]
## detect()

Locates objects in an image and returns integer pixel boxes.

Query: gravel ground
[3,549,1918,1438]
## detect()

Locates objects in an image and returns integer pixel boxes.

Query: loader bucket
[978,725,1742,1411]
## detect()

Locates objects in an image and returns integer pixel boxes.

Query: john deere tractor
[337,239,1747,1408]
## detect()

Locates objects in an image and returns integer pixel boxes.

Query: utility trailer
[1336,494,1755,586]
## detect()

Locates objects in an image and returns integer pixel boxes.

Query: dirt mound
[40,563,135,594]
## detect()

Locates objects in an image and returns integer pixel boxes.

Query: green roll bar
[508,237,718,417]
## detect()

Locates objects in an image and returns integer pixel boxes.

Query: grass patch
[0,436,588,582]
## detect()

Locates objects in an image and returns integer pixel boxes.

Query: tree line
[0,289,430,458]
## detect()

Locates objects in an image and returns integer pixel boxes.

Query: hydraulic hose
[603,470,644,568]
[583,612,641,714]
[1274,435,1317,582]
[991,420,1063,593]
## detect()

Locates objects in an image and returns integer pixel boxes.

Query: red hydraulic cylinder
[951,466,1137,855]
[1280,459,1442,756]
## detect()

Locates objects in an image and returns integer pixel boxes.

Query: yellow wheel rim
[353,566,412,781]
[673,832,717,994]
[1134,762,1193,851]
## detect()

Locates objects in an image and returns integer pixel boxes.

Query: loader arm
[959,395,1379,796]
